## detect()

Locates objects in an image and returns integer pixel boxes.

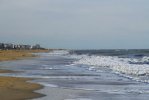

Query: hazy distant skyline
[0,0,149,49]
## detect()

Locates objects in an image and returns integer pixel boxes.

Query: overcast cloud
[0,0,149,49]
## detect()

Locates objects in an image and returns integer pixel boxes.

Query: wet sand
[0,69,15,73]
[0,50,48,100]
[33,87,92,100]
[33,82,149,100]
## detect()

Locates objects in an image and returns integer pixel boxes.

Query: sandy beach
[0,50,48,100]
[0,50,49,61]
[0,76,44,100]
[1,50,149,100]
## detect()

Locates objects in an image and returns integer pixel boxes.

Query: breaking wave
[71,54,149,82]
[48,50,70,55]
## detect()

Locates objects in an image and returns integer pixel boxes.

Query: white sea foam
[49,50,70,55]
[72,55,149,77]
[42,67,53,70]
[42,64,49,67]
[38,82,58,87]
[129,56,149,64]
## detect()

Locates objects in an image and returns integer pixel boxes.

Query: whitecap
[48,50,70,55]
[71,54,149,82]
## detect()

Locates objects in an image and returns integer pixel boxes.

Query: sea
[0,49,149,100]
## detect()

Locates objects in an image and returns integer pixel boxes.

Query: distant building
[13,44,21,49]
[0,43,4,50]
[13,44,31,50]
[4,43,13,49]
[32,44,41,49]
[0,43,44,50]
[24,45,31,50]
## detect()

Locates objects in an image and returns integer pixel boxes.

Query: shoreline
[0,50,49,100]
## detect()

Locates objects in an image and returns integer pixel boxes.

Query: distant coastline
[0,42,50,61]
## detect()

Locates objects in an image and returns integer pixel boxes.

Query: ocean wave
[129,56,149,64]
[72,55,149,77]
[49,50,70,55]
[37,82,58,87]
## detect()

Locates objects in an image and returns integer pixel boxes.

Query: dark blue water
[71,49,149,64]
[71,49,149,56]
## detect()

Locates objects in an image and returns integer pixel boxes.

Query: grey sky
[0,0,149,49]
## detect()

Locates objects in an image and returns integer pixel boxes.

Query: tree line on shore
[0,43,45,50]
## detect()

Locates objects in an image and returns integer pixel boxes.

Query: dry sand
[0,50,49,100]
[0,50,49,61]
[0,76,44,100]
